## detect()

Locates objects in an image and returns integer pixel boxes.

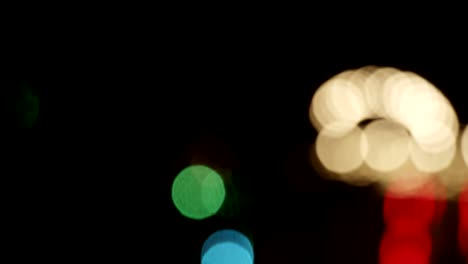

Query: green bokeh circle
[172,165,226,220]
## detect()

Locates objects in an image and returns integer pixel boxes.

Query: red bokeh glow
[384,183,438,226]
[380,181,438,264]
[380,232,432,264]
[385,217,429,237]
[459,186,468,256]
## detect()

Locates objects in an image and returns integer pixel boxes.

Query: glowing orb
[315,125,365,174]
[310,72,371,134]
[171,165,225,220]
[380,233,431,264]
[201,229,254,264]
[362,119,410,172]
[461,125,468,167]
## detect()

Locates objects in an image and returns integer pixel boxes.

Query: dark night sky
[3,21,468,262]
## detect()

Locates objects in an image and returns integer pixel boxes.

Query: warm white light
[363,67,401,119]
[387,72,458,154]
[373,156,439,197]
[409,134,456,173]
[439,130,468,199]
[315,125,365,174]
[362,119,411,173]
[309,65,462,195]
[310,70,371,135]
[461,125,468,168]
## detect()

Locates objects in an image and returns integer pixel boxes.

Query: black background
[3,17,468,263]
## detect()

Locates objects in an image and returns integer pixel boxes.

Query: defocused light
[410,119,458,155]
[309,71,371,135]
[378,160,435,195]
[14,83,41,128]
[384,182,437,226]
[381,70,459,156]
[461,125,468,167]
[409,135,456,173]
[380,70,412,122]
[315,125,365,174]
[201,229,254,264]
[459,186,468,256]
[171,165,226,220]
[381,182,434,264]
[438,130,468,199]
[383,180,442,231]
[363,67,402,119]
[309,65,460,194]
[384,73,439,120]
[336,163,381,186]
[311,142,377,186]
[362,119,410,172]
[379,232,431,264]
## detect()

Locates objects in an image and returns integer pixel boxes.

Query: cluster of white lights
[310,66,468,197]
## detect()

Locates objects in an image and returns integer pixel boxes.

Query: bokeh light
[310,70,372,135]
[363,66,402,119]
[17,90,40,128]
[383,71,458,153]
[409,133,456,173]
[379,160,435,196]
[315,125,365,174]
[379,232,432,264]
[461,124,468,168]
[309,65,461,197]
[459,185,468,257]
[383,182,438,229]
[436,128,468,199]
[201,229,254,264]
[5,83,41,129]
[172,165,226,220]
[362,119,410,173]
[380,182,436,264]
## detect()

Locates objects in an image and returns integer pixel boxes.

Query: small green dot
[14,84,40,128]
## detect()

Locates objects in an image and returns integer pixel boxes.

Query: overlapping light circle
[438,133,468,199]
[459,186,468,256]
[315,125,365,174]
[363,119,411,173]
[461,125,468,167]
[201,229,254,264]
[310,65,464,195]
